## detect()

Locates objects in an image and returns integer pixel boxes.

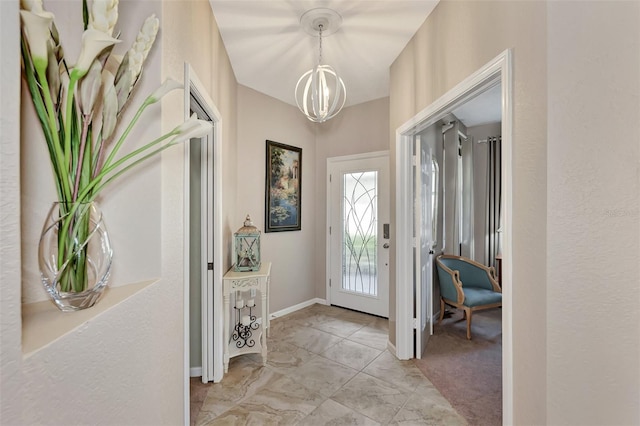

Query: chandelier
[295,8,346,123]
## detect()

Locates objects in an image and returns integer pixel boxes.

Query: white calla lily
[20,10,54,72]
[73,29,120,78]
[20,0,43,13]
[147,78,183,104]
[171,114,212,143]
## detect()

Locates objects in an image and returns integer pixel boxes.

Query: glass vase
[38,201,113,312]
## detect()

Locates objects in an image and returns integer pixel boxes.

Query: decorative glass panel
[342,171,378,296]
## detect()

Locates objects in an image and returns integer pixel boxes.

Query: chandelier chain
[318,24,323,65]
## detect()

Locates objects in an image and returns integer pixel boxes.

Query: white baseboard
[269,298,327,320]
[387,340,397,357]
[190,367,202,377]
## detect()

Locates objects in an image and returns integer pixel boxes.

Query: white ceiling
[452,84,502,127]
[209,1,439,108]
[209,1,501,126]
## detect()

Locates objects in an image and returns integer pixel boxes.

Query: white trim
[325,160,332,306]
[326,150,390,311]
[501,49,514,426]
[269,298,327,320]
[190,367,203,377]
[394,49,513,424]
[327,150,389,163]
[395,134,414,360]
[386,340,397,357]
[182,65,190,426]
[183,63,225,425]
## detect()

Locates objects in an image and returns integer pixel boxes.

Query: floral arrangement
[20,0,209,205]
[20,0,210,302]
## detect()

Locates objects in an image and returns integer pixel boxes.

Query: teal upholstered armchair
[435,254,502,339]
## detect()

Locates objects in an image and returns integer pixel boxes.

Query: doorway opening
[183,64,224,424]
[395,50,513,422]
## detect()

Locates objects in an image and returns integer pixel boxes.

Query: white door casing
[184,63,224,424]
[395,49,513,423]
[327,151,390,318]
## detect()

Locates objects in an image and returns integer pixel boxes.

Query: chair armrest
[451,270,465,304]
[488,266,501,292]
[436,259,465,304]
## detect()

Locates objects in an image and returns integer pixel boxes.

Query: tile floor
[192,303,467,425]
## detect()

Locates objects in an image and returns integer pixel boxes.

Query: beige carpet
[414,307,502,426]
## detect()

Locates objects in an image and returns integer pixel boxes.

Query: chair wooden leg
[438,299,445,324]
[465,308,472,340]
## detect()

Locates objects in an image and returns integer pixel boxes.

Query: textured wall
[389,1,547,423]
[0,1,23,424]
[21,284,183,425]
[547,2,640,424]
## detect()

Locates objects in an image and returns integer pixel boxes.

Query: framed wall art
[265,140,302,232]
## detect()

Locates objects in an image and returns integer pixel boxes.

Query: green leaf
[22,38,65,197]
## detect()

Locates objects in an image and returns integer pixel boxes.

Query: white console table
[222,262,271,373]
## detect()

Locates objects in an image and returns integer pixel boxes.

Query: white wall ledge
[22,279,158,357]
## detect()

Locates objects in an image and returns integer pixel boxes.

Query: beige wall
[391,0,640,424]
[235,87,389,313]
[314,97,390,301]
[236,85,317,313]
[390,1,547,423]
[546,2,640,424]
[162,0,238,271]
[2,0,238,423]
[0,1,23,423]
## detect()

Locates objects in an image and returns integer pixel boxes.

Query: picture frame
[265,140,302,232]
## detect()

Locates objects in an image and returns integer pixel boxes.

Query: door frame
[394,49,513,423]
[183,63,224,423]
[326,150,390,310]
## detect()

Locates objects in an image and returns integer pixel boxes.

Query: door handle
[383,243,390,249]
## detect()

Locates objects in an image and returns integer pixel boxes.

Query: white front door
[414,136,435,358]
[328,152,390,318]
